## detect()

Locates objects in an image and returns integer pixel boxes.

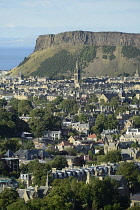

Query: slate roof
[4,150,14,157]
[14,149,50,160]
[103,93,118,101]
[131,193,140,201]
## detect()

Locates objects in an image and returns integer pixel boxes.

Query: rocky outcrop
[34,31,140,52]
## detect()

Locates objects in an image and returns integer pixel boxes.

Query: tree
[116,162,139,188]
[72,115,79,122]
[0,188,19,209]
[29,112,61,137]
[73,157,85,167]
[52,96,63,105]
[0,108,29,138]
[106,114,118,130]
[103,150,122,163]
[109,96,120,109]
[132,96,140,105]
[27,160,51,186]
[45,178,92,210]
[131,116,140,128]
[0,138,21,153]
[23,140,35,150]
[60,99,78,114]
[51,156,68,170]
[0,98,7,108]
[88,93,98,103]
[29,108,45,118]
[7,199,29,210]
[85,104,97,112]
[27,198,45,210]
[78,113,88,123]
[94,113,107,133]
[127,207,140,210]
[18,100,33,116]
[90,177,120,210]
[19,163,28,174]
[8,98,20,113]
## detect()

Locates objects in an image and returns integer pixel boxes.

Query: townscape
[0,65,140,209]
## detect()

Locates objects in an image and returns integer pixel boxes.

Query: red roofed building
[87,133,97,141]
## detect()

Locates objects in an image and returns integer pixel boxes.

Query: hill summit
[9,31,140,78]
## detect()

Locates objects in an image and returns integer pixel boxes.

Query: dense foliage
[17,56,30,67]
[102,46,116,54]
[1,176,130,210]
[121,46,140,59]
[31,49,77,78]
[78,46,97,66]
[0,108,29,138]
[31,46,97,79]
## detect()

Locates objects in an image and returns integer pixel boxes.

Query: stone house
[71,122,90,135]
[56,141,72,151]
[104,142,119,154]
[42,130,61,140]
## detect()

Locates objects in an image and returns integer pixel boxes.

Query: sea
[0,47,34,71]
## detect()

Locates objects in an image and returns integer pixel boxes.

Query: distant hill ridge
[34,31,140,51]
[8,31,140,78]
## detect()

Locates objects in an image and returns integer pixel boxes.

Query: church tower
[74,60,81,87]
[135,68,139,77]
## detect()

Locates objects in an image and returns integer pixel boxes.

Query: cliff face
[34,31,140,52]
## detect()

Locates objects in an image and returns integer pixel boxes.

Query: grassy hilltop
[8,31,140,78]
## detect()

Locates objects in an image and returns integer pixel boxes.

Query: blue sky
[0,0,140,47]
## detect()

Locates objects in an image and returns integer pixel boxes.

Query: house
[65,156,76,167]
[108,175,129,197]
[71,122,90,135]
[20,173,32,188]
[56,141,72,151]
[18,185,49,202]
[119,134,140,144]
[1,157,19,172]
[87,133,97,141]
[34,142,47,150]
[130,193,140,207]
[68,135,82,144]
[124,120,134,129]
[14,149,50,160]
[104,142,119,155]
[126,128,140,135]
[121,148,140,160]
[21,132,33,140]
[98,93,118,103]
[42,130,61,140]
[0,177,18,193]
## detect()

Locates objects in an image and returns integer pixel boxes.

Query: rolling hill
[8,31,140,78]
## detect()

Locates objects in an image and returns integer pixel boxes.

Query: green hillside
[8,45,140,78]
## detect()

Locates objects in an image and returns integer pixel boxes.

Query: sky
[0,0,140,48]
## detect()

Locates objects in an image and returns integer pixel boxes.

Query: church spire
[74,60,81,87]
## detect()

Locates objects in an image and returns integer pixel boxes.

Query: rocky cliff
[8,31,140,78]
[34,31,140,52]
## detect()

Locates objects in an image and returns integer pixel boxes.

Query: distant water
[0,47,34,70]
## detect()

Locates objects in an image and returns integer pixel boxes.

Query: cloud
[7,39,24,43]
[21,0,51,8]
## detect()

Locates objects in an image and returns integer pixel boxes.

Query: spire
[74,59,81,87]
[46,171,49,188]
[76,59,79,70]
[135,65,139,77]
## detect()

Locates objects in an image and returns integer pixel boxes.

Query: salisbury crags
[8,31,140,78]
[34,31,140,52]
